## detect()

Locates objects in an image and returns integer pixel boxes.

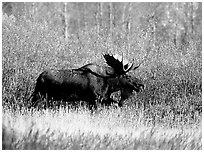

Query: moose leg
[101,97,118,107]
[30,91,41,108]
[31,92,51,109]
[118,88,134,107]
[86,95,98,110]
[88,100,97,111]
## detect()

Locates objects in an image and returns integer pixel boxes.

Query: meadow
[2,14,202,150]
[3,106,202,150]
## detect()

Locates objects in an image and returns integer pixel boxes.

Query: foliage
[2,2,202,150]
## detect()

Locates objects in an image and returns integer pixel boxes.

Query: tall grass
[2,15,202,150]
[2,107,202,150]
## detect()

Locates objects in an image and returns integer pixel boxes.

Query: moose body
[31,68,103,109]
[30,54,144,109]
[30,67,143,109]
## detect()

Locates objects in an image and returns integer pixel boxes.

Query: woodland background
[2,2,202,150]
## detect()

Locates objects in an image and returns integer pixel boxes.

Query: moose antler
[104,47,151,74]
[103,53,133,75]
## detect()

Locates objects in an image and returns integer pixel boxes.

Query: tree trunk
[100,2,103,29]
[77,3,80,32]
[127,3,132,52]
[122,3,127,32]
[96,3,101,34]
[83,3,87,32]
[109,2,113,36]
[64,2,69,39]
[32,2,35,21]
[190,2,194,34]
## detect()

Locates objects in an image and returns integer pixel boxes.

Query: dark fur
[30,64,144,109]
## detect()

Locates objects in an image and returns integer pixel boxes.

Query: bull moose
[29,53,144,109]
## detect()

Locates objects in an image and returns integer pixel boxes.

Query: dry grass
[2,14,202,150]
[2,107,202,150]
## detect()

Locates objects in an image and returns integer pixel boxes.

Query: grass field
[2,106,202,150]
[2,14,202,150]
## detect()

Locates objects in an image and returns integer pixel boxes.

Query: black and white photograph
[2,2,202,150]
